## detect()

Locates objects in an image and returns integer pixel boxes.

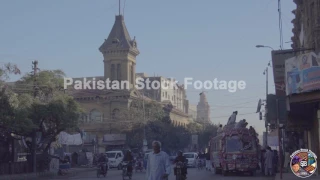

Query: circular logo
[290,149,317,178]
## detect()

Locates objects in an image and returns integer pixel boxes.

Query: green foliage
[0,63,20,83]
[0,68,81,150]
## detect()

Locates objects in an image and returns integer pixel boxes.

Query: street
[48,167,275,180]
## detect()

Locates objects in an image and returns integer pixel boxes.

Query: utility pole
[32,60,39,98]
[276,99,283,179]
[264,66,269,147]
[31,60,39,173]
[142,92,147,152]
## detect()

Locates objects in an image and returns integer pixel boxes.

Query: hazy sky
[0,0,296,136]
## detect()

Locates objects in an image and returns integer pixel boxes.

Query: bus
[210,121,259,176]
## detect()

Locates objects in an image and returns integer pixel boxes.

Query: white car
[106,151,124,170]
[183,152,198,167]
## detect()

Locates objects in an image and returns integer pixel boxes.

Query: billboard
[103,134,126,145]
[271,50,296,96]
[267,135,279,147]
[285,52,320,95]
[267,94,287,125]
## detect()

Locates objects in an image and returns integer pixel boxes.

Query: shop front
[287,96,320,174]
[284,52,320,174]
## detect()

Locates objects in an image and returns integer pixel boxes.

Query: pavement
[0,167,96,180]
[43,167,275,180]
[274,172,319,180]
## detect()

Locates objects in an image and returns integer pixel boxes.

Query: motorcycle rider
[123,150,134,174]
[98,153,108,173]
[174,151,188,179]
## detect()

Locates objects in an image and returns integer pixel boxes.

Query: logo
[290,149,317,178]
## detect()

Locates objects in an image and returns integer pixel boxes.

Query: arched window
[117,64,121,80]
[90,109,102,122]
[111,64,115,80]
[112,108,120,120]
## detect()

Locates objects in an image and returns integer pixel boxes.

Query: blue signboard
[285,52,320,95]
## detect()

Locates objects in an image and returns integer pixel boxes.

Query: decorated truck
[209,111,259,176]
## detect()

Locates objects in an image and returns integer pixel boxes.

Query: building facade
[135,74,189,126]
[67,14,190,152]
[188,104,197,122]
[196,92,211,124]
[285,0,320,174]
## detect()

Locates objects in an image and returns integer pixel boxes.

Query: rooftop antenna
[123,0,127,17]
[119,0,121,15]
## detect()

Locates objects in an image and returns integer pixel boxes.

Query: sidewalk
[0,167,95,180]
[274,172,318,180]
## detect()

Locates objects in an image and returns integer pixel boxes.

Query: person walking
[205,151,211,171]
[264,146,274,176]
[146,141,171,180]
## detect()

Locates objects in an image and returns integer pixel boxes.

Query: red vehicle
[209,115,259,176]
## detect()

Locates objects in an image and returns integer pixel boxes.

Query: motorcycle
[97,162,107,178]
[197,159,204,170]
[174,161,186,180]
[135,160,143,172]
[58,159,70,176]
[122,161,132,180]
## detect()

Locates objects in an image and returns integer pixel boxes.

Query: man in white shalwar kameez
[146,141,171,180]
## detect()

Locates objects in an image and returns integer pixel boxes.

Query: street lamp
[256,45,274,50]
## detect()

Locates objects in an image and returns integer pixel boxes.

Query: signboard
[272,50,296,96]
[103,134,126,145]
[285,52,320,95]
[267,94,287,124]
[267,136,279,147]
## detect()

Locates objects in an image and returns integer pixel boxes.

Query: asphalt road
[48,167,275,180]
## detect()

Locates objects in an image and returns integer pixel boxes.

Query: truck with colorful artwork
[209,111,259,176]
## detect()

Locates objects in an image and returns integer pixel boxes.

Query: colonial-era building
[188,104,197,122]
[196,92,211,124]
[135,74,189,112]
[67,13,190,152]
[285,0,320,174]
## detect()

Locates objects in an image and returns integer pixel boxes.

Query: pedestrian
[205,151,211,171]
[260,149,266,175]
[146,141,171,180]
[264,146,273,176]
[272,150,278,174]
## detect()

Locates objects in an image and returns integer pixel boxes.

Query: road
[48,167,275,180]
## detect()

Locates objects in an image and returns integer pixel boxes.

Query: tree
[0,69,82,170]
[186,122,203,134]
[124,99,165,148]
[198,124,219,149]
[0,63,21,163]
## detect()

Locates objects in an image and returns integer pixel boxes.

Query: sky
[0,0,296,137]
